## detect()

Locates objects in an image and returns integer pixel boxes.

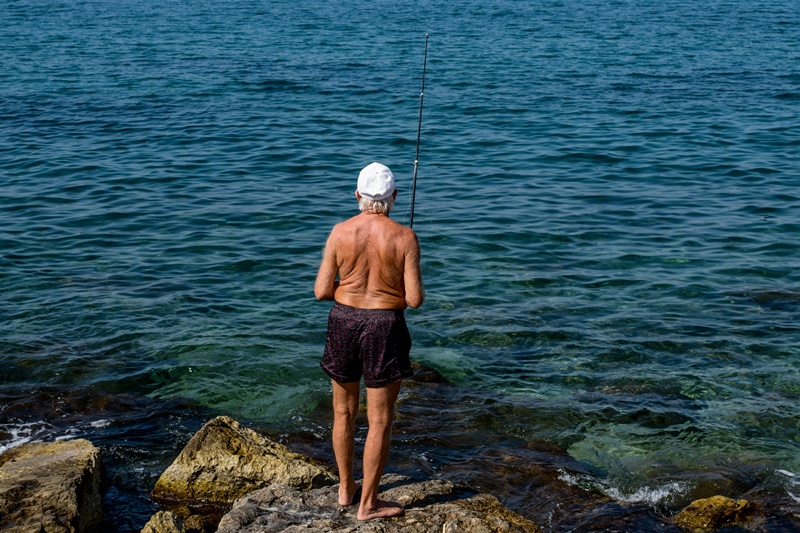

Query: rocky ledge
[215,474,541,533]
[146,416,540,532]
[148,474,541,533]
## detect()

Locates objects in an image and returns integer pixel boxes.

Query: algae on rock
[674,495,754,532]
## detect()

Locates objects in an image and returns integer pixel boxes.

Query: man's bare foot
[357,499,404,520]
[338,482,360,506]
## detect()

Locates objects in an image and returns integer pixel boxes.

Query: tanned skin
[315,189,424,520]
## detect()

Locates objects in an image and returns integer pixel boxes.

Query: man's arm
[403,231,425,308]
[314,233,339,301]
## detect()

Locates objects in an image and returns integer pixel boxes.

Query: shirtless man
[314,162,424,520]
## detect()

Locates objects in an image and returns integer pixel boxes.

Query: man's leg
[332,380,360,506]
[357,380,404,520]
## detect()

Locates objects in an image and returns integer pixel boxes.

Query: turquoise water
[2,0,799,530]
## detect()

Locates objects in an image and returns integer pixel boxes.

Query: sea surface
[2,0,799,530]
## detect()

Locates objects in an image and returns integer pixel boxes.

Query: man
[314,161,424,520]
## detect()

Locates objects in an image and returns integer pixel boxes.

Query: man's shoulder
[392,219,417,238]
[400,225,419,243]
[386,221,419,251]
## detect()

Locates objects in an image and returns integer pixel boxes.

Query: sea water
[1,0,799,530]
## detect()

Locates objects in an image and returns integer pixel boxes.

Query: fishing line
[409,33,429,229]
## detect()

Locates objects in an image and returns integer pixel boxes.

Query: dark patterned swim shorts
[321,303,413,388]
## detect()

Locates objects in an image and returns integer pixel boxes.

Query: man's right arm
[314,232,339,301]
[403,232,424,308]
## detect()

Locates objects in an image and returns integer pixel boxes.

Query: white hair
[359,195,395,215]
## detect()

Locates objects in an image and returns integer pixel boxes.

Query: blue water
[2,0,799,530]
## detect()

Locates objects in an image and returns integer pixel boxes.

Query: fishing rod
[409,33,429,229]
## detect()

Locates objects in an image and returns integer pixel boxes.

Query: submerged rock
[0,438,103,533]
[216,473,542,533]
[673,495,753,532]
[152,415,336,504]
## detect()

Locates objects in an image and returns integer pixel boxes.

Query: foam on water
[0,422,51,454]
[558,470,689,506]
[777,470,800,504]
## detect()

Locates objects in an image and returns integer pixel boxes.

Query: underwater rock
[407,362,451,384]
[439,440,619,530]
[673,495,753,532]
[152,415,336,504]
[0,438,103,533]
[216,473,542,533]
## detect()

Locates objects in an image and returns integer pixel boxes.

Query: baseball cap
[357,162,396,201]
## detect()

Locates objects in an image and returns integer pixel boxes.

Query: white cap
[357,162,396,201]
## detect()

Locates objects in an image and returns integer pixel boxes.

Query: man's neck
[361,210,389,217]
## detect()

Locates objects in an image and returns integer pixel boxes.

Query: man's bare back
[315,210,424,310]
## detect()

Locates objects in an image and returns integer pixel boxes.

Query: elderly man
[314,162,424,520]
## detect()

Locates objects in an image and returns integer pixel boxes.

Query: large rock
[152,416,336,504]
[0,439,103,533]
[673,495,753,532]
[216,473,542,532]
[141,510,184,533]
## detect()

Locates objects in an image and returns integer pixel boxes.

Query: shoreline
[0,412,767,533]
[2,367,799,531]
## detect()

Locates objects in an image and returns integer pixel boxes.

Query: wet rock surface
[216,473,542,533]
[152,415,336,505]
[141,510,184,533]
[0,438,103,533]
[140,508,219,533]
[673,495,755,532]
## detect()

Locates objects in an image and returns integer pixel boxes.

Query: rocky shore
[0,411,769,533]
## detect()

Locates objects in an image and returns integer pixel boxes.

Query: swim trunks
[321,303,413,388]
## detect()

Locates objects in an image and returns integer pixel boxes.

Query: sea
[1,0,799,530]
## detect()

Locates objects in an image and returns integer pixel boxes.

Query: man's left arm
[403,232,425,309]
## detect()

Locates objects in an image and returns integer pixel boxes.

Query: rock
[216,473,542,532]
[674,495,753,532]
[439,442,617,530]
[141,510,184,533]
[407,363,451,384]
[182,513,214,533]
[140,507,219,533]
[0,438,103,533]
[152,416,336,504]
